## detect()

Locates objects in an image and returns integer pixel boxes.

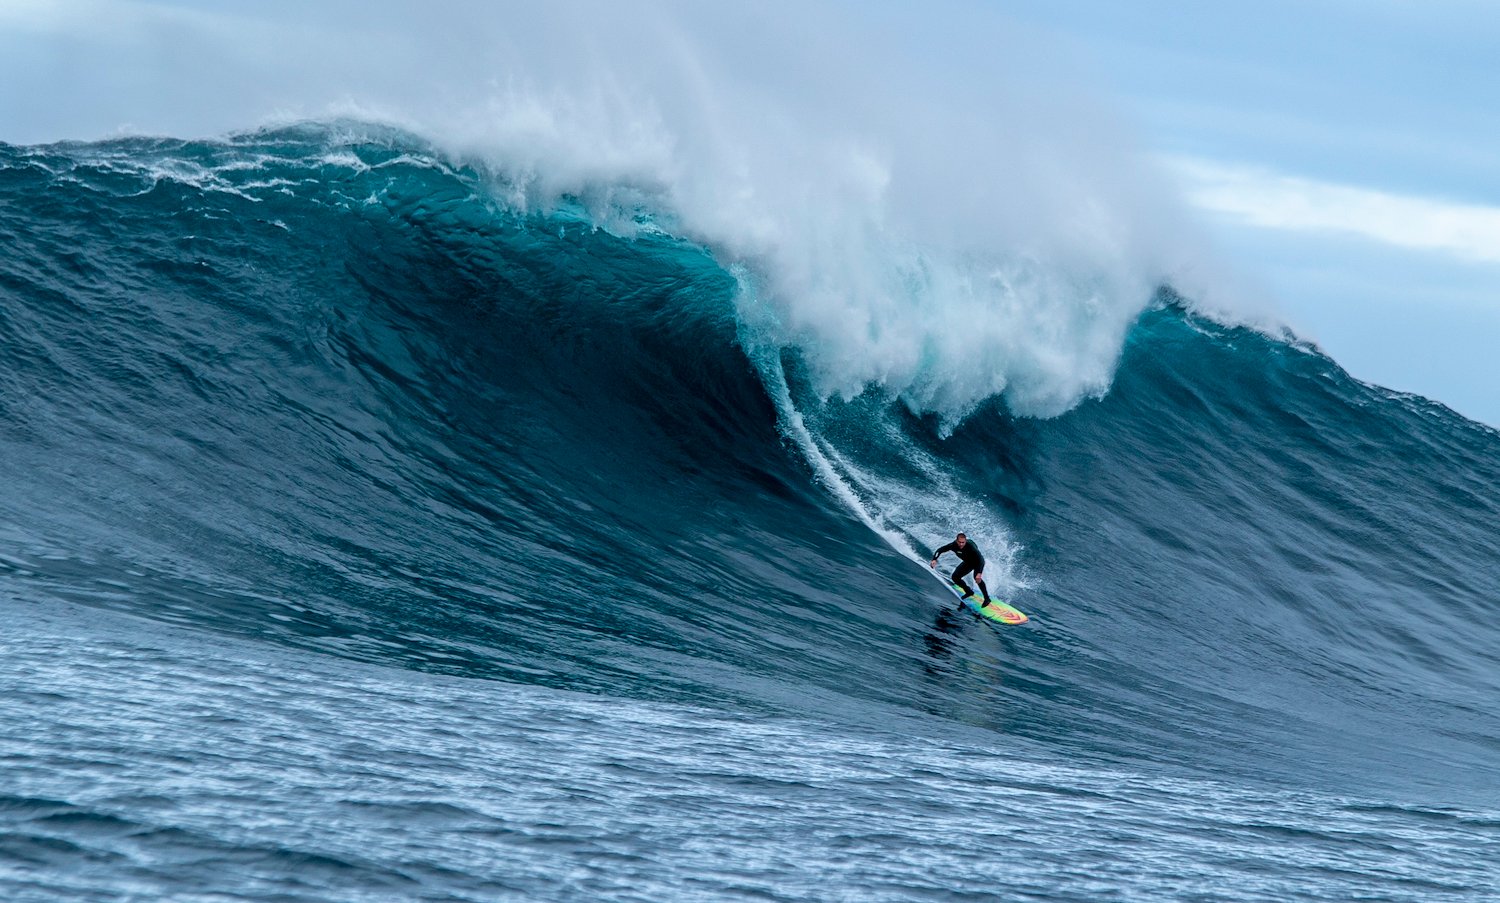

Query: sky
[1,0,1496,426]
[996,0,1500,426]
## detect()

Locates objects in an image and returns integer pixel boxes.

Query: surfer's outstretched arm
[930,541,956,568]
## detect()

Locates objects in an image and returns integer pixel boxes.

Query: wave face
[3,126,1499,899]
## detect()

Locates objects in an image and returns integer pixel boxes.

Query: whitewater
[3,3,1499,900]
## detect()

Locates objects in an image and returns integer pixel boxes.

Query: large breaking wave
[2,126,1497,812]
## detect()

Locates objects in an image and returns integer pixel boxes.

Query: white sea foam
[411,2,1248,421]
[4,0,1250,420]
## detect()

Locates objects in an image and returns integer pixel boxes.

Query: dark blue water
[2,125,1497,901]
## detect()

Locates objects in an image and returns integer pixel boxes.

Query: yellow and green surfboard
[946,583,1028,625]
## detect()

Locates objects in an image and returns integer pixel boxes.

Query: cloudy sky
[1003,0,1499,426]
[2,0,1495,425]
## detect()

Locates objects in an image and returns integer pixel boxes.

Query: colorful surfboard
[946,582,1028,625]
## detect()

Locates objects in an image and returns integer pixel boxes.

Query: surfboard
[946,583,1029,625]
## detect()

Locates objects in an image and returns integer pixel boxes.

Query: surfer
[930,533,991,607]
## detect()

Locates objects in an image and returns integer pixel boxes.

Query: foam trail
[738,273,1025,593]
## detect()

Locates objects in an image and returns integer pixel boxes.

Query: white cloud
[1168,157,1500,264]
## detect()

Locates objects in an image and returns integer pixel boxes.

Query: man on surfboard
[931,532,991,607]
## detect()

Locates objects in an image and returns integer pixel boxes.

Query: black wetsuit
[932,540,990,602]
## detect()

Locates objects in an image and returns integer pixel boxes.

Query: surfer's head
[955,532,967,547]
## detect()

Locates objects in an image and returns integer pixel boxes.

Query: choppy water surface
[6,605,1496,902]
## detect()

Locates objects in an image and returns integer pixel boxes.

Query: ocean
[1,123,1497,901]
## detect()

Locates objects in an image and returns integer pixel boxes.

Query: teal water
[1,126,1497,900]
